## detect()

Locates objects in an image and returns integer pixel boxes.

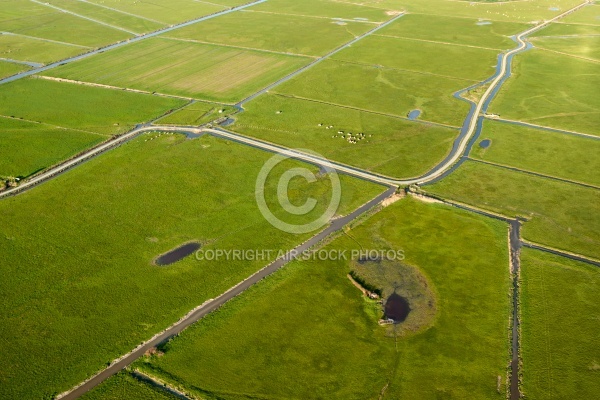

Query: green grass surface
[232,93,458,178]
[491,49,600,135]
[0,133,384,399]
[45,38,310,102]
[249,0,392,20]
[554,3,600,25]
[80,372,178,400]
[0,60,29,79]
[531,36,600,61]
[426,160,600,259]
[471,120,600,186]
[83,0,234,25]
[136,197,510,399]
[0,78,185,135]
[333,34,499,81]
[520,248,600,400]
[156,102,238,126]
[531,21,600,37]
[275,59,470,126]
[0,33,85,64]
[0,117,103,177]
[377,13,529,49]
[164,10,373,56]
[0,0,132,47]
[43,0,165,34]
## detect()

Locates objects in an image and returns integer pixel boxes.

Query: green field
[0,60,29,79]
[249,0,393,20]
[81,372,178,400]
[520,248,600,400]
[45,38,310,102]
[531,36,600,61]
[531,21,600,37]
[377,13,529,49]
[333,34,499,81]
[0,0,132,47]
[42,0,166,34]
[164,9,373,56]
[135,197,510,399]
[426,160,600,259]
[156,102,238,126]
[274,59,471,126]
[0,117,103,178]
[232,93,458,178]
[490,49,600,135]
[546,3,600,25]
[0,133,383,399]
[0,33,85,64]
[83,0,241,25]
[0,77,185,135]
[471,120,600,186]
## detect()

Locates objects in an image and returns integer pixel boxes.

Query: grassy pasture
[0,1,132,47]
[426,160,600,259]
[531,36,600,61]
[520,248,600,400]
[376,13,529,49]
[164,10,373,56]
[531,21,600,37]
[0,133,384,399]
[490,50,600,135]
[136,197,510,399]
[333,34,499,81]
[45,38,310,102]
[0,60,28,79]
[81,372,178,400]
[43,0,165,34]
[471,120,600,186]
[248,0,392,20]
[156,102,238,126]
[83,0,233,25]
[0,117,103,178]
[342,0,583,22]
[550,3,600,25]
[232,93,458,178]
[0,33,85,64]
[0,78,185,135]
[275,59,471,126]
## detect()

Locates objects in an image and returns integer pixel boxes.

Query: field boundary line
[30,0,139,35]
[521,241,600,267]
[77,0,166,25]
[373,33,506,51]
[0,31,91,48]
[159,36,316,58]
[484,117,600,140]
[130,369,193,400]
[330,57,480,83]
[0,114,110,137]
[533,45,600,64]
[269,92,461,129]
[241,9,382,24]
[467,158,600,190]
[0,57,41,68]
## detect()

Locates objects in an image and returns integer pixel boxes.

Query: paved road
[55,186,397,399]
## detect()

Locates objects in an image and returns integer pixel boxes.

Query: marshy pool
[407,109,421,120]
[385,292,411,323]
[479,139,491,148]
[155,242,201,266]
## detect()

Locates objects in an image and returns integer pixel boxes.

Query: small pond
[155,242,201,266]
[384,292,411,323]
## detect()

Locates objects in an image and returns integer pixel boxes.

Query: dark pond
[407,109,421,120]
[479,139,491,148]
[155,242,201,266]
[385,292,411,323]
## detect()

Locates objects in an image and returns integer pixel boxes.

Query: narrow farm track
[0,0,267,85]
[485,116,600,140]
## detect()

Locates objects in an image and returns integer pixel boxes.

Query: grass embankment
[136,197,510,399]
[231,93,458,178]
[426,160,600,259]
[80,372,178,400]
[520,248,600,399]
[45,38,311,102]
[155,103,238,126]
[472,119,600,186]
[0,133,384,399]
